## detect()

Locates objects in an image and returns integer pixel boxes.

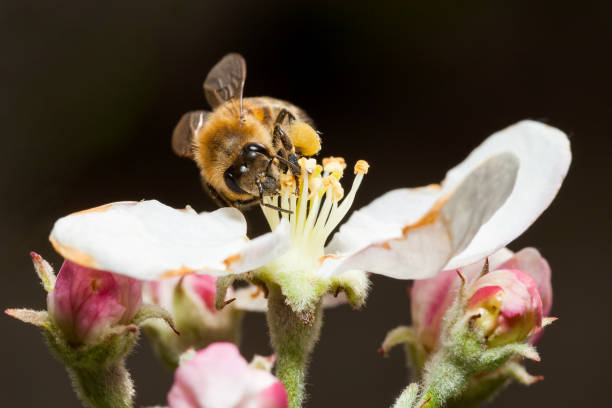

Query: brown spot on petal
[223,254,242,270]
[160,265,196,279]
[49,238,98,269]
[380,242,391,250]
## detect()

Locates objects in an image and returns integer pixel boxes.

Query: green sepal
[380,326,415,356]
[215,274,239,310]
[329,269,369,309]
[133,303,178,334]
[42,320,138,408]
[5,308,51,328]
[254,265,369,323]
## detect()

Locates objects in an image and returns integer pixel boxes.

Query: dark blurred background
[1,1,609,406]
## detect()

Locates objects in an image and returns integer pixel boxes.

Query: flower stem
[266,284,323,408]
[67,362,134,408]
[416,350,469,408]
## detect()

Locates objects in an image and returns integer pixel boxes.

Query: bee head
[224,143,280,196]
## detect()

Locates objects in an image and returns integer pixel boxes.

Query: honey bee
[172,53,321,211]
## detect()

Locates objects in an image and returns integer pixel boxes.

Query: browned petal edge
[70,201,136,216]
[49,237,99,269]
[223,253,242,270]
[160,265,196,279]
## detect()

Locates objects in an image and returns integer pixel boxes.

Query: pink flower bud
[411,248,552,352]
[147,274,216,314]
[143,275,244,368]
[410,269,460,353]
[466,269,543,347]
[47,260,142,344]
[168,342,288,408]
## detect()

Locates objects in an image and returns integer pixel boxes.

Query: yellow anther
[323,176,344,202]
[298,157,317,174]
[322,157,346,170]
[280,174,296,195]
[308,177,324,199]
[322,156,346,178]
[354,160,370,175]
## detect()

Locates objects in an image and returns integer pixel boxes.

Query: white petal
[233,286,268,312]
[444,120,571,269]
[49,200,290,280]
[320,153,518,279]
[325,185,440,256]
[322,120,570,279]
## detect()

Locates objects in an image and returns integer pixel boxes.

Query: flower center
[260,157,369,275]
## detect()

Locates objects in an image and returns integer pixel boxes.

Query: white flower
[49,120,570,316]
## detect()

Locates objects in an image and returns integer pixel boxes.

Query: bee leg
[273,126,301,174]
[274,152,301,175]
[287,153,301,195]
[274,109,296,126]
[257,180,292,214]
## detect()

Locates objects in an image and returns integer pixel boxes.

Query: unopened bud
[47,260,142,345]
[466,269,543,347]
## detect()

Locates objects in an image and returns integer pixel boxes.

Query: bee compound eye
[224,168,247,194]
[243,143,269,157]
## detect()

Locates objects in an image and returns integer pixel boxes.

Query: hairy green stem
[67,362,134,408]
[418,351,469,408]
[266,284,323,408]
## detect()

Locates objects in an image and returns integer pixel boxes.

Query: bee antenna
[273,155,301,175]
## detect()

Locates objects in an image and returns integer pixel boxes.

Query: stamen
[260,157,368,265]
[323,176,345,202]
[289,194,297,236]
[313,188,334,239]
[280,174,296,196]
[322,157,347,177]
[262,196,280,230]
[281,193,290,222]
[323,170,366,237]
[295,166,309,237]
[308,177,324,199]
[299,157,317,174]
[354,160,370,175]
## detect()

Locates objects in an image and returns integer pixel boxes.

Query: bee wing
[203,53,246,109]
[172,110,210,158]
